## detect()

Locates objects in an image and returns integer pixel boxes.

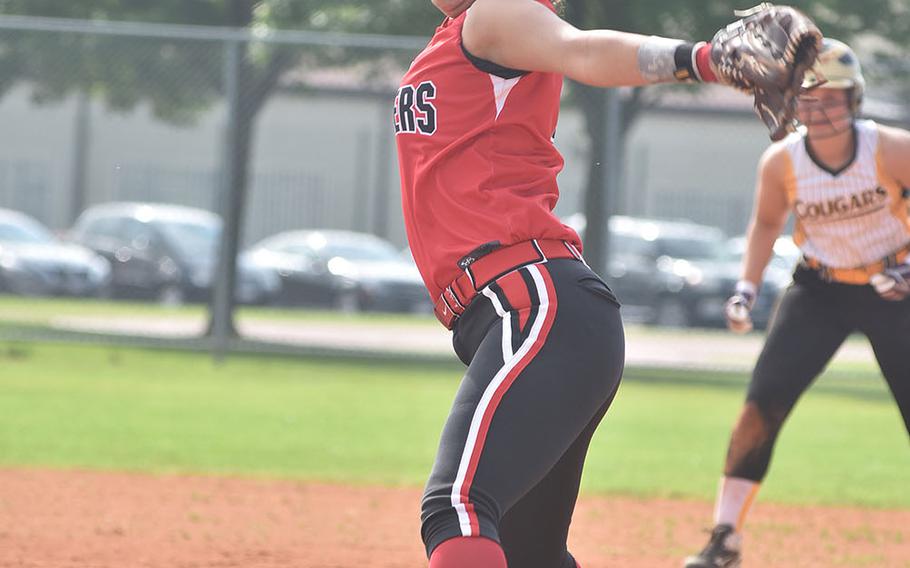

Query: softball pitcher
[684,39,910,568]
[399,1,820,567]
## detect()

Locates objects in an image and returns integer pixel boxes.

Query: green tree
[0,0,442,117]
[0,0,442,336]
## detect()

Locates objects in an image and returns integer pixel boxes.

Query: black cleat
[683,524,742,568]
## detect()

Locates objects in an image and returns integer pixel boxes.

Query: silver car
[69,202,280,305]
[245,230,430,313]
[0,208,110,297]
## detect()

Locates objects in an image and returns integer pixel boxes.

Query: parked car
[0,208,110,297]
[245,230,430,313]
[68,202,279,305]
[562,213,785,328]
[726,234,801,287]
[603,216,739,327]
[723,234,800,327]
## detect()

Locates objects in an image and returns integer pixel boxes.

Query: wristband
[637,36,686,83]
[734,280,758,302]
[673,41,717,82]
[694,42,717,82]
[637,37,718,83]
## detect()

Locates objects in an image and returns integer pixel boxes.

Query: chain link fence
[0,15,904,368]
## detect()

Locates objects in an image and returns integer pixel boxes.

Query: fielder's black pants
[730,265,910,481]
[421,258,625,568]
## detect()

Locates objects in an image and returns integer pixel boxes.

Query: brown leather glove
[710,3,823,141]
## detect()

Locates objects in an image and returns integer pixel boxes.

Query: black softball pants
[420,258,625,568]
[730,265,910,481]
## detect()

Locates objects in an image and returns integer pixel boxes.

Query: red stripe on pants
[458,265,558,535]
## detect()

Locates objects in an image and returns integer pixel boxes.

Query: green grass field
[0,294,439,326]
[0,342,906,509]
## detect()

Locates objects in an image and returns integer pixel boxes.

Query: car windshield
[151,219,219,259]
[318,239,401,262]
[656,237,723,260]
[727,239,800,270]
[0,220,55,244]
[610,233,656,257]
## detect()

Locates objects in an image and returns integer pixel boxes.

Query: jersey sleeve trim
[460,41,529,80]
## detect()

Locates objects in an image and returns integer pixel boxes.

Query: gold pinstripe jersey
[782,120,910,270]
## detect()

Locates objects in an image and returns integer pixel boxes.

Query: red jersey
[394,1,582,301]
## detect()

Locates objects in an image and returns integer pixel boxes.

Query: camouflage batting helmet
[802,38,865,111]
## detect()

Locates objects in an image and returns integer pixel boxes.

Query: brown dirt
[0,469,906,568]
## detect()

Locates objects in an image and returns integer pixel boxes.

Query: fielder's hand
[871,264,910,301]
[725,281,758,334]
[710,3,823,141]
[432,0,474,18]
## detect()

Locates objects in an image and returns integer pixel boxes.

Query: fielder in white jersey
[685,39,910,568]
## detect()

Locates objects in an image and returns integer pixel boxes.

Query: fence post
[372,100,392,239]
[354,128,370,230]
[68,90,91,226]
[211,38,242,362]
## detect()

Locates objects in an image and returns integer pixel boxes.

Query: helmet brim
[802,77,855,91]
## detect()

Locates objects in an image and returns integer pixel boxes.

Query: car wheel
[410,299,433,315]
[95,282,114,300]
[4,277,39,297]
[158,284,185,307]
[653,297,691,327]
[334,289,360,313]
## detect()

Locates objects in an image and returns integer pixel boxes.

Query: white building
[1,81,905,246]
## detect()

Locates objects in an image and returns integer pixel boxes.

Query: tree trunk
[574,84,647,277]
[575,84,609,276]
[211,99,254,338]
[207,40,296,340]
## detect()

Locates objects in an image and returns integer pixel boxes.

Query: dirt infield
[0,470,907,568]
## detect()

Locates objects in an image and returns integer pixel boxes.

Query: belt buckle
[466,240,544,293]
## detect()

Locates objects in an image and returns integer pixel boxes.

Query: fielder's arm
[740,144,793,288]
[879,124,910,189]
[870,124,910,300]
[462,0,714,88]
